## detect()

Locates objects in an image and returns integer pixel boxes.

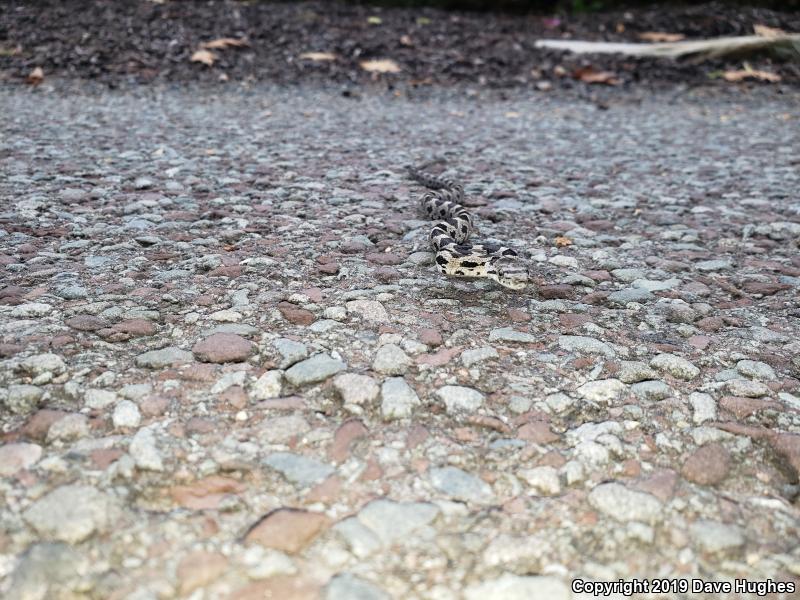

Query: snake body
[408,166,528,290]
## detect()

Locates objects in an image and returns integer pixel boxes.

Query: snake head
[492,257,528,290]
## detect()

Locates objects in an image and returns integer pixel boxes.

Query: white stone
[112,400,141,428]
[251,370,283,400]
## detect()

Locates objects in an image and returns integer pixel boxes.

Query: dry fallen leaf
[360,59,401,73]
[201,37,249,50]
[26,66,44,85]
[754,24,786,38]
[367,16,382,25]
[190,49,216,66]
[299,52,336,61]
[723,68,781,83]
[400,34,413,46]
[555,236,573,247]
[573,67,620,85]
[638,31,686,43]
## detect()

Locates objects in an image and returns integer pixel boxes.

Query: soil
[2,0,799,91]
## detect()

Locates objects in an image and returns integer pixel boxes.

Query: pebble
[285,354,346,385]
[464,575,571,600]
[435,385,485,414]
[46,413,89,442]
[257,414,310,445]
[22,483,120,543]
[589,482,662,524]
[576,379,626,404]
[606,288,653,306]
[325,574,390,600]
[460,346,499,367]
[20,353,66,376]
[0,442,43,476]
[682,443,731,486]
[429,466,494,503]
[688,392,717,424]
[557,335,615,357]
[488,327,537,343]
[135,347,193,368]
[192,333,254,363]
[631,380,673,401]
[650,353,700,380]
[617,361,658,384]
[11,302,53,317]
[273,338,309,369]
[518,466,561,496]
[735,360,776,381]
[345,300,389,323]
[6,384,44,414]
[6,542,87,600]
[264,452,335,486]
[84,388,118,409]
[726,379,769,398]
[112,400,142,428]
[689,520,745,553]
[695,259,732,272]
[251,370,283,400]
[129,427,164,471]
[371,343,411,375]
[355,499,440,546]
[245,508,329,554]
[380,377,420,420]
[333,373,379,406]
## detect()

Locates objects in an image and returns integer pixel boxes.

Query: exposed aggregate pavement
[0,82,799,599]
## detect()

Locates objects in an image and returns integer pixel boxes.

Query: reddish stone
[507,308,531,322]
[538,450,567,468]
[416,346,462,367]
[741,281,791,296]
[696,317,724,332]
[341,240,369,253]
[229,576,321,600]
[89,448,124,470]
[208,265,242,278]
[682,443,731,486]
[65,315,108,331]
[305,475,341,504]
[360,456,383,481]
[140,395,170,416]
[688,335,711,350]
[418,328,443,347]
[582,270,611,282]
[177,551,229,596]
[170,476,246,510]
[770,433,800,480]
[0,343,23,357]
[516,421,559,444]
[539,284,575,299]
[277,301,315,325]
[114,319,157,336]
[720,396,781,419]
[21,410,68,441]
[219,385,247,409]
[186,417,216,435]
[301,287,324,302]
[406,424,429,449]
[373,266,400,282]
[581,291,610,304]
[366,252,404,265]
[192,333,255,363]
[245,508,329,554]
[329,419,368,463]
[635,469,678,502]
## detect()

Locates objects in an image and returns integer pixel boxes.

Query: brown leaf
[26,66,44,85]
[190,49,216,67]
[637,31,686,43]
[754,24,786,38]
[360,59,401,73]
[299,52,336,61]
[573,67,620,85]
[201,37,249,50]
[723,69,781,83]
[555,236,573,247]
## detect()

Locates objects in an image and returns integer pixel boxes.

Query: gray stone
[84,388,118,409]
[429,466,494,503]
[332,517,382,558]
[346,300,389,323]
[285,354,346,386]
[272,338,309,369]
[134,347,193,369]
[631,380,672,401]
[611,268,646,282]
[695,259,732,272]
[6,384,44,414]
[576,379,626,403]
[607,288,654,306]
[210,323,260,337]
[689,520,745,553]
[112,400,141,428]
[633,277,681,292]
[726,379,769,398]
[7,543,89,600]
[46,414,89,442]
[23,484,121,543]
[465,575,571,600]
[588,482,662,524]
[57,284,88,300]
[264,452,335,487]
[333,373,379,406]
[20,353,66,376]
[557,335,615,357]
[129,427,164,471]
[372,343,411,375]
[11,302,53,317]
[461,346,499,367]
[736,360,776,381]
[435,385,485,414]
[325,574,390,600]
[617,361,658,384]
[356,499,439,545]
[257,415,311,444]
[251,370,283,400]
[489,327,537,343]
[650,353,700,380]
[118,383,152,400]
[689,392,717,424]
[380,377,420,420]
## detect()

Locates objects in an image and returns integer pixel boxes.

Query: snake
[407,166,528,290]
